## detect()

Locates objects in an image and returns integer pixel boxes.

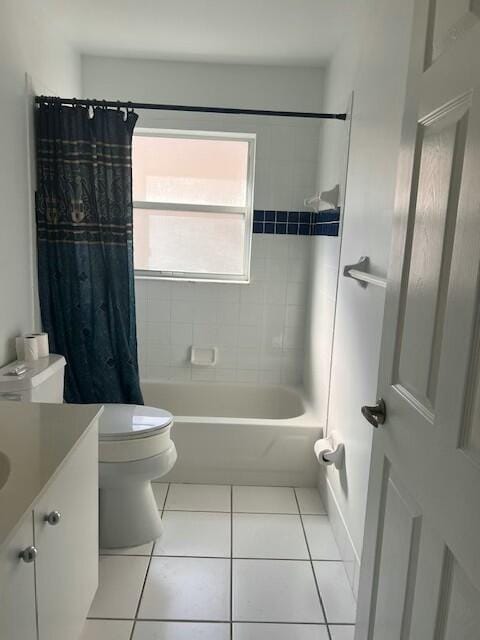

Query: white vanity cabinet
[0,404,101,640]
[35,426,98,640]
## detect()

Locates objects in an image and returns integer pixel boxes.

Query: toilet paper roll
[31,332,49,358]
[314,438,333,463]
[23,336,39,362]
[15,336,25,361]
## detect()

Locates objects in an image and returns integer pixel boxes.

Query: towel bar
[343,256,387,289]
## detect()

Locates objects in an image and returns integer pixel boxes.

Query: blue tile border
[253,208,340,237]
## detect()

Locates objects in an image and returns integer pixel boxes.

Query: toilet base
[99,482,163,549]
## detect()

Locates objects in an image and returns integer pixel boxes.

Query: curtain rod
[35,96,347,121]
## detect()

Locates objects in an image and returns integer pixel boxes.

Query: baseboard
[162,465,317,487]
[317,471,361,599]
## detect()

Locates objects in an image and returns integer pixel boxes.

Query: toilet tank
[0,355,66,403]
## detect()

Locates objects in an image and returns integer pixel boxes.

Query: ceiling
[37,0,360,67]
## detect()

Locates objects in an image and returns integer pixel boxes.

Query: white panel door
[356,1,480,638]
[35,426,98,640]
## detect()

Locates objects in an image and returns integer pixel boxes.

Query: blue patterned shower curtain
[35,102,143,404]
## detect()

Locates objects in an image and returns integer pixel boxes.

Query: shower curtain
[35,101,143,404]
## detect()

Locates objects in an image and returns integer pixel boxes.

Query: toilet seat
[99,404,173,440]
[99,404,174,463]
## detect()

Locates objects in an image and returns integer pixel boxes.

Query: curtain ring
[117,101,127,121]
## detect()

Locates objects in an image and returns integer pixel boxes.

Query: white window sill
[134,273,250,285]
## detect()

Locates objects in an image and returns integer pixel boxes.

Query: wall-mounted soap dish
[190,346,217,367]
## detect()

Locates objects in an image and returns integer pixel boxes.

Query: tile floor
[81,484,356,640]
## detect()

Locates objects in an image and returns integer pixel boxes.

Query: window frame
[132,127,256,283]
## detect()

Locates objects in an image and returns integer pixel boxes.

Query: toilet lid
[99,404,173,440]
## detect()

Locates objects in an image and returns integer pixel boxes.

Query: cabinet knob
[44,510,61,526]
[19,546,37,563]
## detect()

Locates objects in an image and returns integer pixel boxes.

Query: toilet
[98,403,176,548]
[0,355,177,549]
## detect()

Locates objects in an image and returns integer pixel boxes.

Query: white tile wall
[131,111,318,387]
[116,100,320,389]
[304,234,341,422]
[136,235,310,386]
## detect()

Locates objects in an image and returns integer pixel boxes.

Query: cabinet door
[0,514,37,640]
[35,425,98,640]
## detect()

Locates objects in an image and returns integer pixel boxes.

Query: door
[35,426,98,640]
[356,1,480,638]
[0,514,37,640]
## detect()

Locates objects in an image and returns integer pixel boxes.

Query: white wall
[0,2,81,366]
[83,57,323,385]
[306,0,415,595]
[304,51,355,421]
[82,57,324,214]
[82,57,324,113]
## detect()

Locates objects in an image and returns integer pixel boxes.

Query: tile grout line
[293,487,333,640]
[160,509,308,515]
[127,542,152,640]
[161,482,171,513]
[230,485,234,640]
[128,482,171,640]
[99,553,344,561]
[89,615,334,625]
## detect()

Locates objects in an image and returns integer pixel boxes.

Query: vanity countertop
[0,401,103,549]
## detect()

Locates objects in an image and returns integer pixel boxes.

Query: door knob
[19,546,37,563]
[361,399,386,427]
[44,510,61,526]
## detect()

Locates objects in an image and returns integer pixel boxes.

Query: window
[132,129,255,282]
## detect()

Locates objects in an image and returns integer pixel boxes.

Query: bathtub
[142,381,322,487]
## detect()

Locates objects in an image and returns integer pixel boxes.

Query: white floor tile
[88,556,149,619]
[303,516,341,560]
[139,557,230,621]
[233,513,308,559]
[80,620,133,640]
[100,542,153,556]
[152,483,169,509]
[329,626,356,640]
[295,488,327,514]
[154,511,230,557]
[313,562,357,624]
[133,621,230,639]
[165,483,231,512]
[233,486,298,514]
[233,559,324,623]
[233,623,329,639]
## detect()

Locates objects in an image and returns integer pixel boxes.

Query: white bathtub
[142,381,323,486]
